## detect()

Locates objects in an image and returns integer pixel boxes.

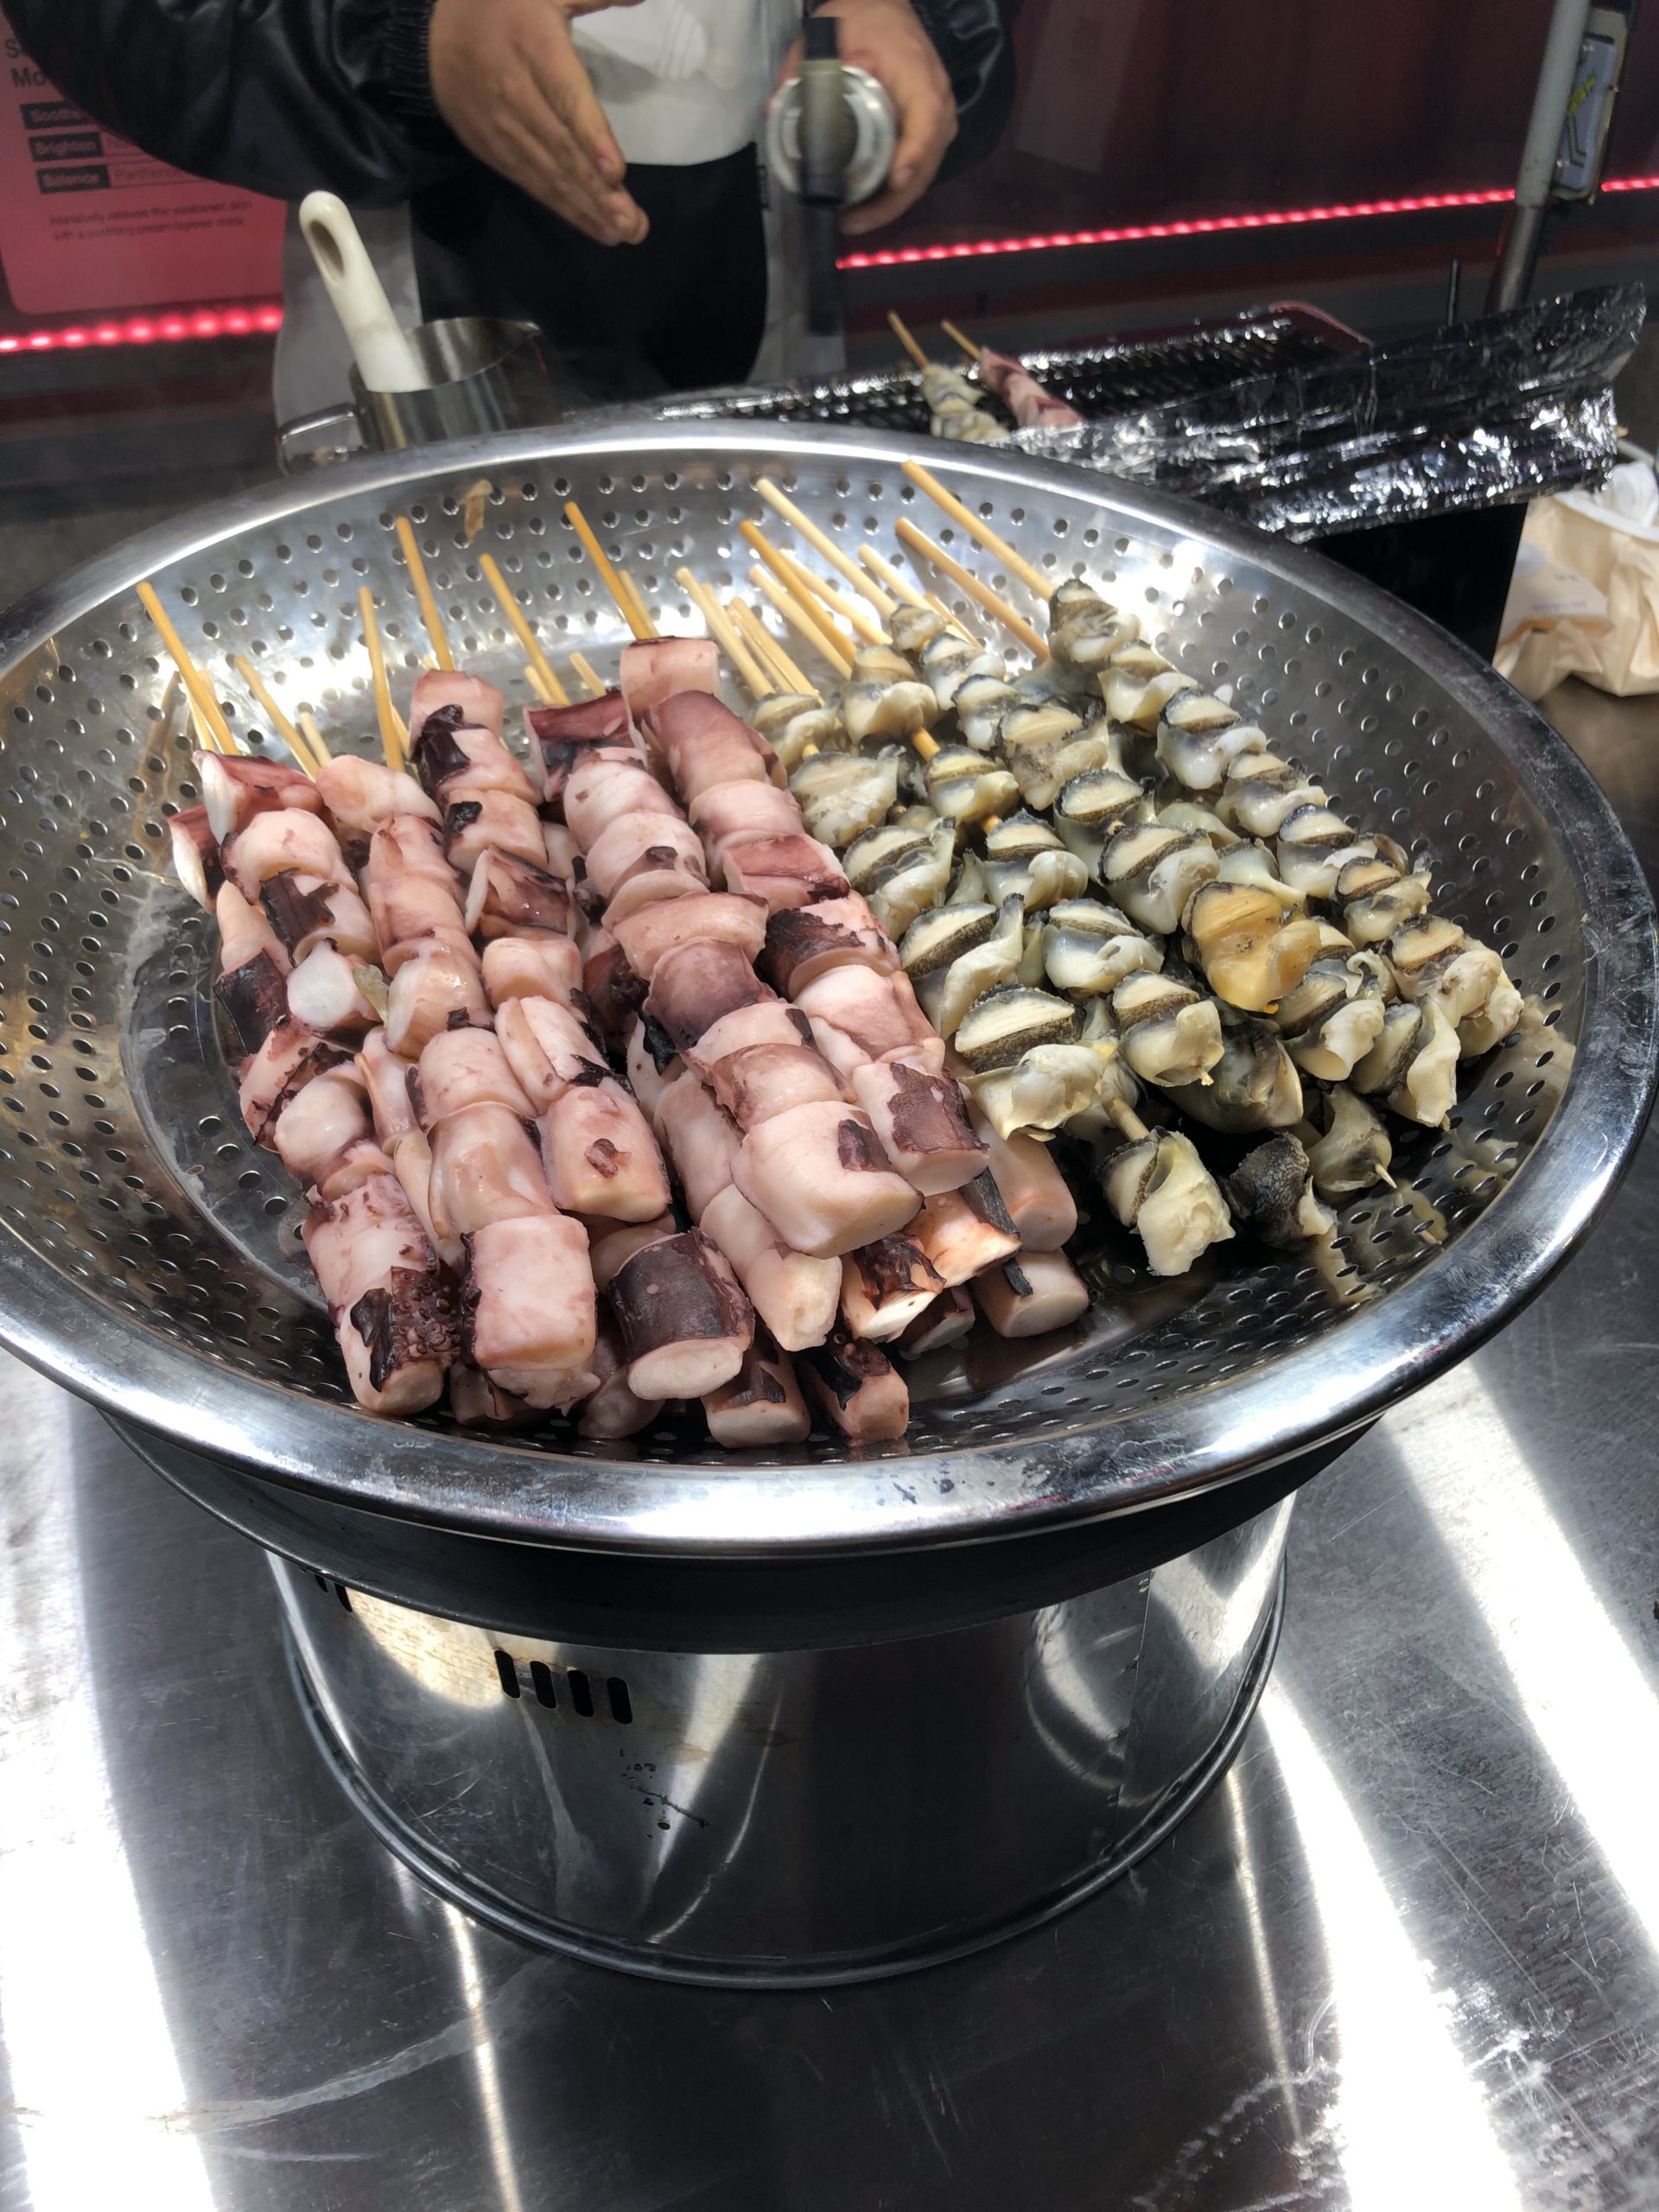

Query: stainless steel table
[0,685,1655,2210]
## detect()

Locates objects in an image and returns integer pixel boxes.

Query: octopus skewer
[941,320,1084,433]
[889,311,1005,445]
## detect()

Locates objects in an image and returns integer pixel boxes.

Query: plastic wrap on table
[1010,286,1646,541]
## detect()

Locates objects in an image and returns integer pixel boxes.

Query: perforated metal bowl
[0,423,1651,1563]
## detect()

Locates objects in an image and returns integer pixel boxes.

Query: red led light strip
[0,303,284,355]
[2,175,1657,349]
[836,174,1659,270]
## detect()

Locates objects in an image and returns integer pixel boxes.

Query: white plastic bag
[1497,460,1659,698]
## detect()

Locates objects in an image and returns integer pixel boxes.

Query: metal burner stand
[0,423,1653,1986]
[275,1528,1290,1986]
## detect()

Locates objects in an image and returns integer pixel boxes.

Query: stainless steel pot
[276,316,563,471]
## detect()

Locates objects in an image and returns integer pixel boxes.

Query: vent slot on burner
[492,1651,632,1722]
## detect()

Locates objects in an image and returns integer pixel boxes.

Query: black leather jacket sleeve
[3,0,461,205]
[915,0,1018,182]
[3,0,1014,208]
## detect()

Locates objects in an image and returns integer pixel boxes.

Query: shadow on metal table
[0,690,1655,2210]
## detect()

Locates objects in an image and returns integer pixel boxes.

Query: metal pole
[1490,0,1594,310]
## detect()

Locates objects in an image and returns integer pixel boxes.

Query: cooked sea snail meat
[918,627,1007,708]
[1223,1134,1336,1249]
[907,894,1023,1037]
[953,982,1079,1071]
[1180,879,1323,1013]
[1294,1082,1395,1198]
[1168,1008,1302,1134]
[1159,798,1239,849]
[955,672,1023,753]
[1040,899,1163,998]
[849,819,957,938]
[1100,817,1221,938]
[755,692,842,771]
[963,1039,1122,1142]
[1351,996,1460,1126]
[1047,579,1141,671]
[1271,929,1393,1082]
[1052,747,1146,838]
[1195,738,1518,1058]
[789,748,902,848]
[889,602,952,658]
[1096,1118,1235,1279]
[923,743,1020,825]
[919,362,1007,443]
[1385,913,1525,1058]
[977,812,1090,910]
[1107,969,1226,1089]
[1101,642,1199,730]
[1154,690,1268,792]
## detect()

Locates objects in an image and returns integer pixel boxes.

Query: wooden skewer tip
[893,517,1048,658]
[394,515,455,670]
[887,310,931,372]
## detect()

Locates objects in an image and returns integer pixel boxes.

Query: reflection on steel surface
[1403,1369,1659,1950]
[442,1904,527,2212]
[0,1371,214,2211]
[1262,1682,1524,2209]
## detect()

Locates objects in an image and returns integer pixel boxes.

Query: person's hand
[773,0,957,236]
[429,0,650,245]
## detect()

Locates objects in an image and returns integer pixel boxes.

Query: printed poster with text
[0,10,283,315]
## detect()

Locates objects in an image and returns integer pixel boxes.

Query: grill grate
[654,308,1364,437]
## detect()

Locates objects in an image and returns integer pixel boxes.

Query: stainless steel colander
[0,423,1652,1562]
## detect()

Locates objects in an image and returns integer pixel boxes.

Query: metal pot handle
[275,404,366,475]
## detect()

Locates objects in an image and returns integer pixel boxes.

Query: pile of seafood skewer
[163,476,1523,1452]
[171,645,1087,1448]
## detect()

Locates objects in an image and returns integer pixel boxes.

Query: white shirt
[573,0,799,166]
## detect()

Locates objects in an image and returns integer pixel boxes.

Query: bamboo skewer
[887,310,931,372]
[161,671,204,753]
[941,318,981,362]
[751,568,854,678]
[900,459,1054,601]
[925,590,973,637]
[563,501,653,641]
[753,479,895,614]
[395,517,454,669]
[724,601,787,696]
[297,710,332,765]
[137,582,241,755]
[232,652,318,775]
[478,551,568,703]
[858,543,928,608]
[1105,1096,1148,1145]
[674,567,771,699]
[524,663,557,706]
[740,523,878,653]
[893,518,1048,658]
[723,599,788,690]
[617,568,657,639]
[358,586,404,772]
[569,651,607,698]
[773,548,886,647]
[732,601,815,697]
